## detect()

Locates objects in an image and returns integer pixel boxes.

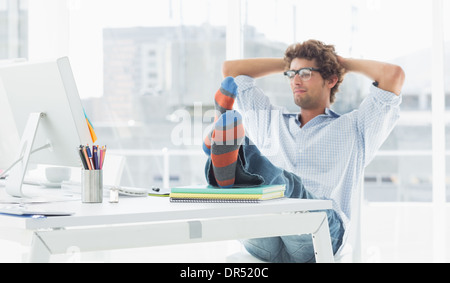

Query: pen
[78,146,89,170]
[93,145,98,170]
[82,145,92,170]
[99,146,104,170]
[100,146,106,170]
[86,145,94,170]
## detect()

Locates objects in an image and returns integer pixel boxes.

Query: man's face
[289,58,330,110]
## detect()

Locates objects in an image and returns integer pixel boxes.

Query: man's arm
[222,58,285,78]
[338,56,405,96]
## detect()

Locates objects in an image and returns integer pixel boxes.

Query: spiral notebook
[169,184,286,203]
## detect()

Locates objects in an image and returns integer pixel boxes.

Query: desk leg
[29,232,51,263]
[311,212,334,263]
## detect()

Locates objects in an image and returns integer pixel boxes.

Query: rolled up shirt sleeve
[356,84,402,166]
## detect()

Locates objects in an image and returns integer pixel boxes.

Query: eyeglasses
[284,68,321,81]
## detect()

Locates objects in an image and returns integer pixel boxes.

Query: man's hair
[284,40,345,104]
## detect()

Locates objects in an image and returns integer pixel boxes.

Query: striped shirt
[234,75,402,231]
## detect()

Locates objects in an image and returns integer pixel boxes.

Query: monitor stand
[6,112,45,197]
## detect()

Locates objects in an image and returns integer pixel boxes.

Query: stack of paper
[169,184,286,203]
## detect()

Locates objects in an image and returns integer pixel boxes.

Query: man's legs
[203,77,344,263]
[242,235,316,263]
[205,133,344,263]
[238,137,344,263]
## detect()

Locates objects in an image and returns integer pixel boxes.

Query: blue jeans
[205,137,344,263]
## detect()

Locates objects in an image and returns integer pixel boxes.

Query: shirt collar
[283,108,341,127]
[324,108,341,118]
[286,108,341,118]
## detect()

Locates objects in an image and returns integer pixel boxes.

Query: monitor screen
[0,57,94,197]
[0,59,24,171]
[0,88,20,171]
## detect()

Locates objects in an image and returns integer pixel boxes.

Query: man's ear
[327,75,338,89]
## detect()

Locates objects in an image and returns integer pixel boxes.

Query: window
[0,0,27,59]
[70,0,228,188]
[22,0,228,188]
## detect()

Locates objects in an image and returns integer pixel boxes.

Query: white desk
[0,195,334,263]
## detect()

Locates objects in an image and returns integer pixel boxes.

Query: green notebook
[169,184,286,203]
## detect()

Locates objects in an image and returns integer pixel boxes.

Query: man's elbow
[391,65,405,86]
[222,60,243,78]
[222,61,234,78]
[382,64,405,95]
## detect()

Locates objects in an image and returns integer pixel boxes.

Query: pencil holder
[81,170,103,203]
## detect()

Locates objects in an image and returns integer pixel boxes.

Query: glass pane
[0,0,28,60]
[243,0,433,202]
[67,0,227,188]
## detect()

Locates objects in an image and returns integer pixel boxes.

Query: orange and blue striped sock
[203,77,238,156]
[211,110,245,188]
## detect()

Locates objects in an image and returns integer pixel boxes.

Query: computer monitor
[0,57,93,197]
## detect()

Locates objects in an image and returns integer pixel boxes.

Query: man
[203,40,405,263]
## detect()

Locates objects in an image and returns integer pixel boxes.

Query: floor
[359,202,449,263]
